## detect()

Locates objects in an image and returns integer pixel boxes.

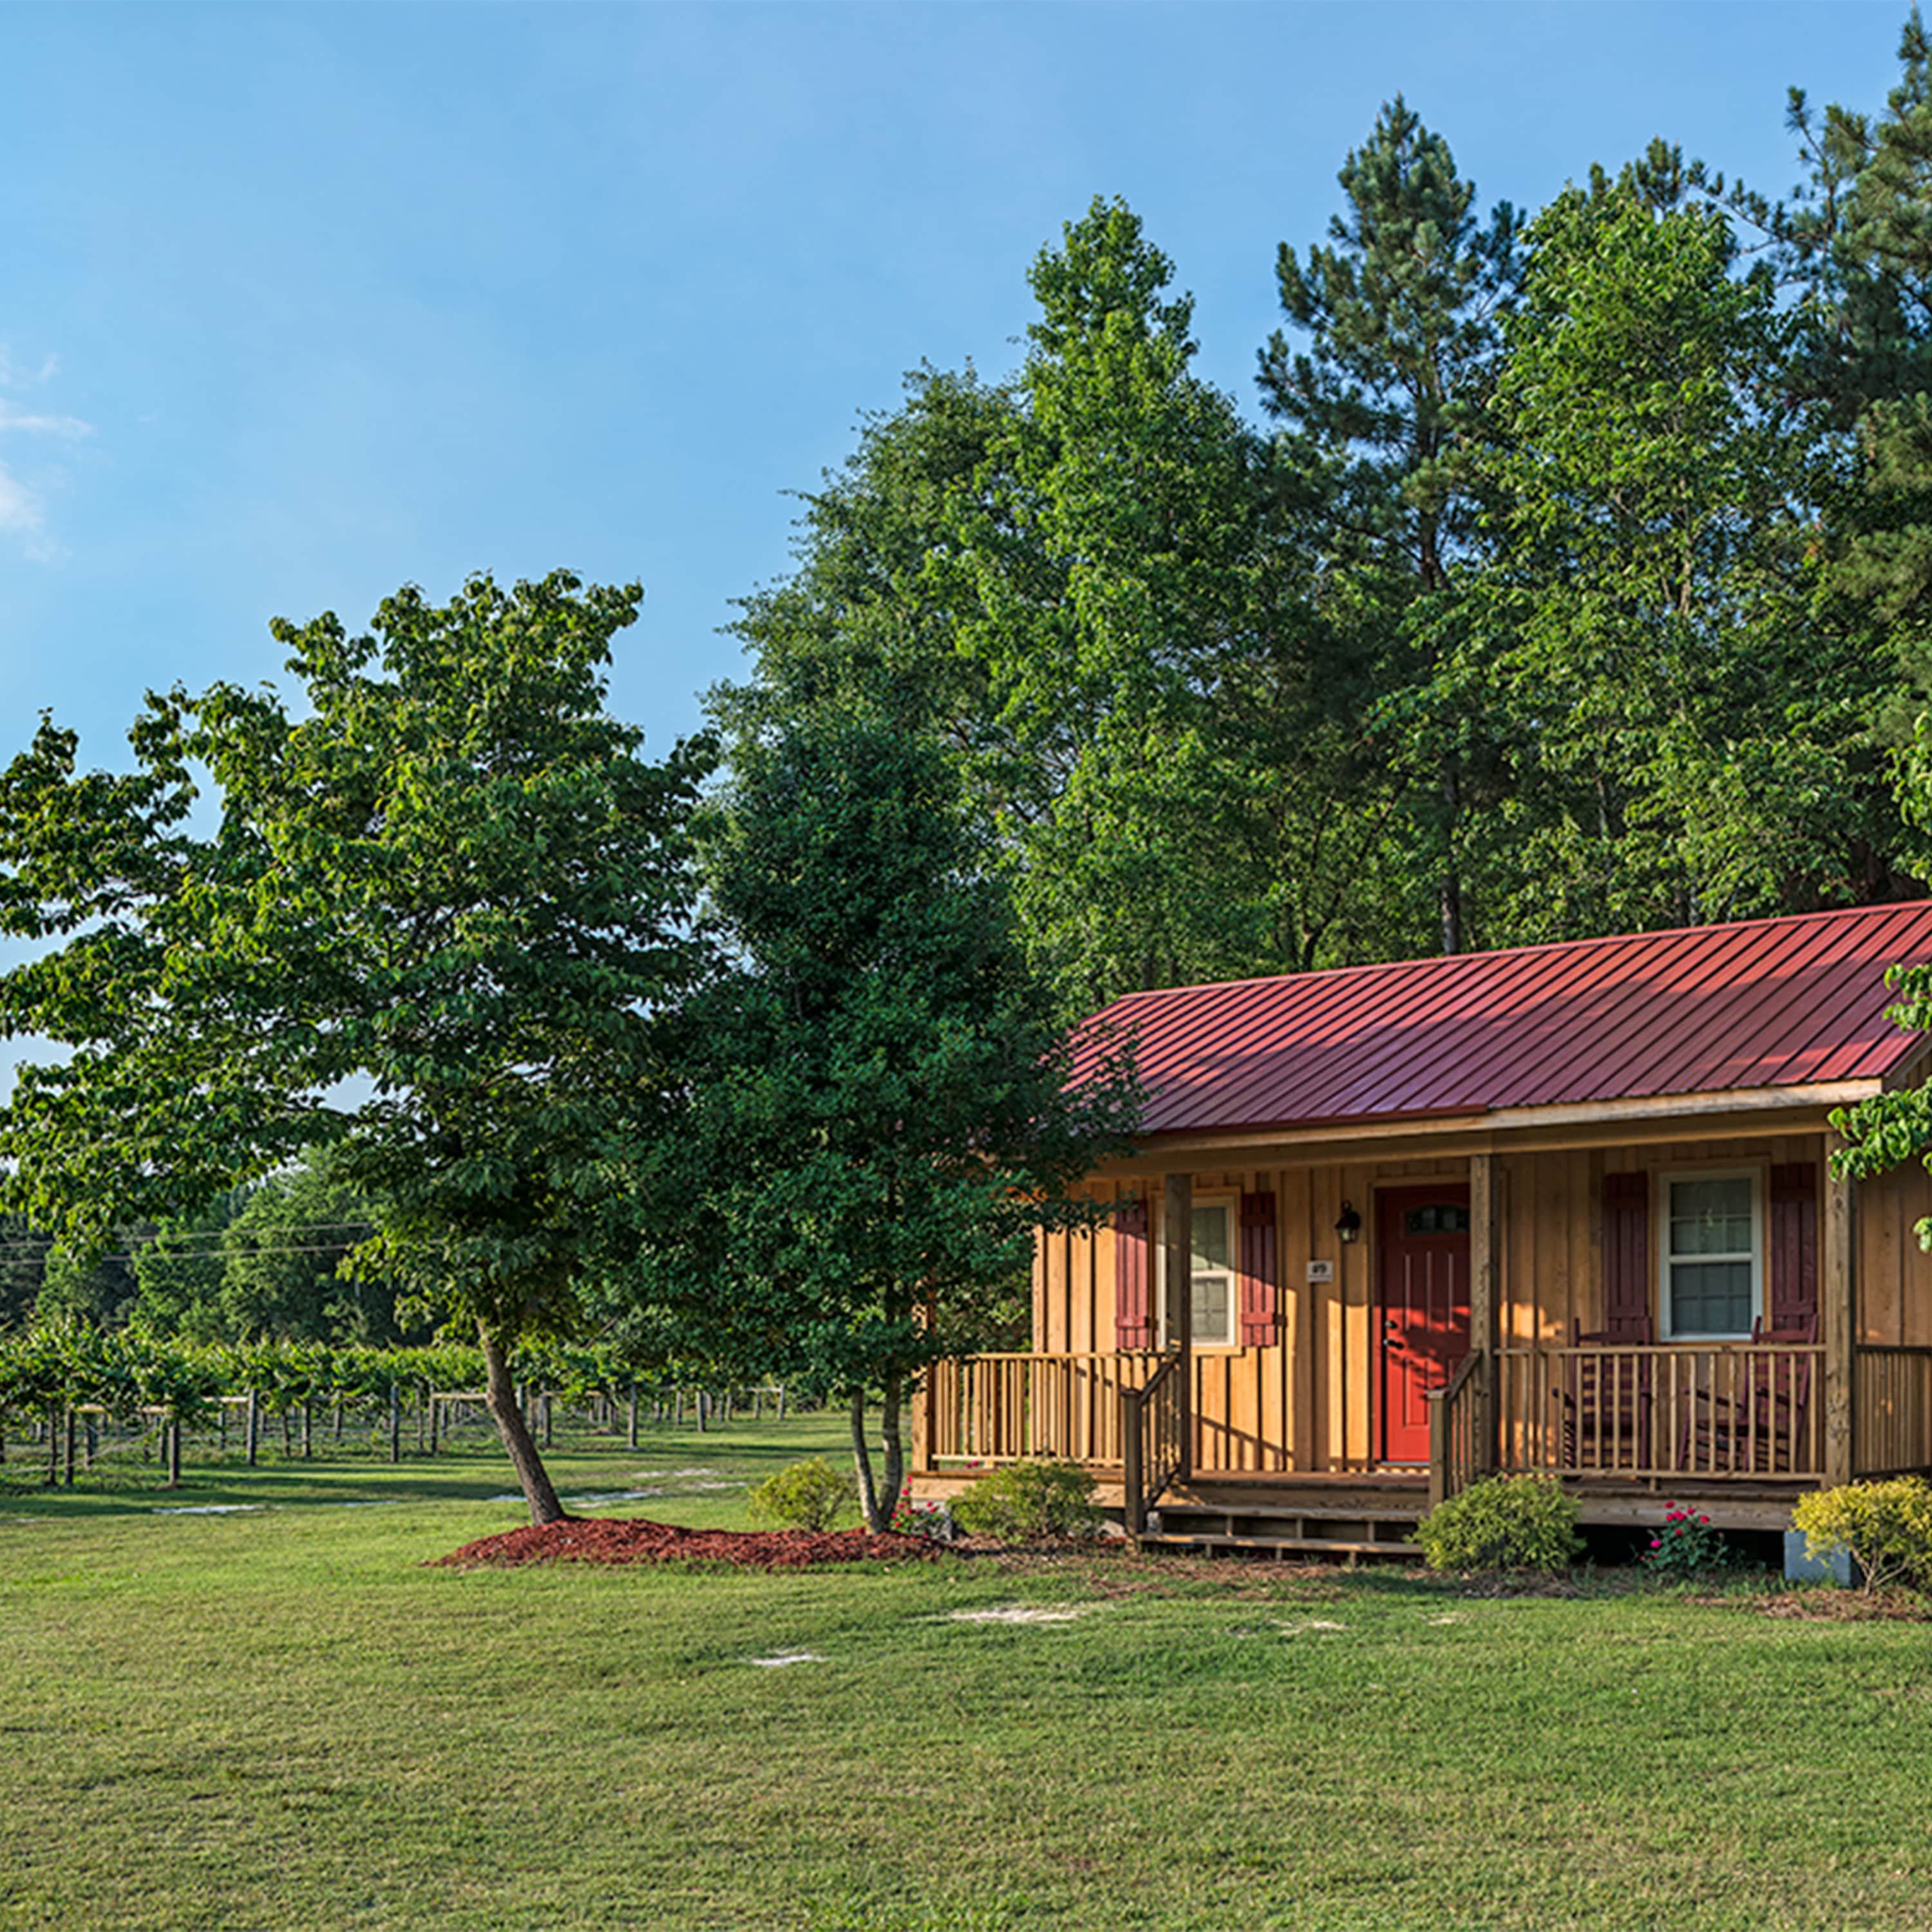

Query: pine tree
[1260,97,1521,954]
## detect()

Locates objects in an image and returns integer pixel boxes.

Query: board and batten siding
[1030,1131,1932,1474]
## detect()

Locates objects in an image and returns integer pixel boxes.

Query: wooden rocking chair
[1678,1315,1817,1475]
[1555,1316,1655,1471]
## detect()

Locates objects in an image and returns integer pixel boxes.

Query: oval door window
[1405,1204,1470,1235]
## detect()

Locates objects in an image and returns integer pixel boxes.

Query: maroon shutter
[1237,1190,1278,1347]
[1603,1171,1651,1337]
[1113,1199,1152,1349]
[1768,1163,1819,1334]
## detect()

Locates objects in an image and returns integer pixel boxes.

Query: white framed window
[1156,1196,1238,1349]
[1659,1168,1761,1340]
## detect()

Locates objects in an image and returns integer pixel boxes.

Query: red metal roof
[1073,902,1932,1139]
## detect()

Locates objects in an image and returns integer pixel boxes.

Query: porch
[909,1336,1932,1547]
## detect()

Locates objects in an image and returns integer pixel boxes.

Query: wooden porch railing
[921,1352,1166,1466]
[1495,1343,1826,1480]
[1121,1349,1186,1537]
[1855,1345,1932,1478]
[924,1340,1900,1498]
[1427,1351,1488,1508]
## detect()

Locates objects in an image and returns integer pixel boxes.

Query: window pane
[1191,1272,1230,1341]
[1669,1178,1752,1257]
[1191,1204,1231,1271]
[1406,1204,1470,1235]
[1671,1260,1752,1336]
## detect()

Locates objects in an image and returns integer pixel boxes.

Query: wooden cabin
[909,902,1932,1553]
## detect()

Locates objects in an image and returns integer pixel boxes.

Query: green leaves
[639,712,1140,1399]
[0,571,715,1354]
[1461,173,1899,935]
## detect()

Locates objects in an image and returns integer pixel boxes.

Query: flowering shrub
[887,1496,956,1541]
[1640,1504,1728,1579]
[1416,1474,1582,1573]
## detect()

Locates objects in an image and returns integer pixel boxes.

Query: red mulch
[432,1515,952,1570]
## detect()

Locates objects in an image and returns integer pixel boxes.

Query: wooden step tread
[1139,1532,1421,1557]
[1159,1507,1423,1524]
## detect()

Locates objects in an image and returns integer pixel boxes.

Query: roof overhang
[1092,1078,1881,1177]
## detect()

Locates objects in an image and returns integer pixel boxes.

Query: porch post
[1470,1151,1499,1474]
[1164,1170,1193,1482]
[1823,1134,1856,1488]
[910,1368,930,1476]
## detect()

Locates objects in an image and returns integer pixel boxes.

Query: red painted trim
[1113,1199,1151,1349]
[1603,1171,1651,1336]
[1237,1191,1278,1347]
[1768,1162,1819,1332]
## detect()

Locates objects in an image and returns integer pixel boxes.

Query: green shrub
[951,1458,1103,1542]
[746,1457,857,1533]
[1793,1478,1932,1593]
[1416,1474,1583,1573]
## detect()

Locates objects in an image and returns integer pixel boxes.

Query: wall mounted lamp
[1334,1201,1363,1245]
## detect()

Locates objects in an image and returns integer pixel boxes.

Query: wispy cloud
[0,400,89,440]
[0,346,57,389]
[0,346,90,562]
[0,462,43,535]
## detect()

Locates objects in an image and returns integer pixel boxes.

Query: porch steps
[1136,1498,1424,1559]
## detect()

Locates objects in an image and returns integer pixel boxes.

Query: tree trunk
[849,1391,882,1531]
[1439,766,1463,957]
[876,1371,905,1530]
[166,1414,182,1488]
[479,1322,567,1526]
[627,1382,639,1450]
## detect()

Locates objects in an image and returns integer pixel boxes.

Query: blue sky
[0,0,1908,771]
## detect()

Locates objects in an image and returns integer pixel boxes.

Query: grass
[4,1415,1931,1930]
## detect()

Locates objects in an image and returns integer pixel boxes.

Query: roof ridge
[1099,899,1932,1012]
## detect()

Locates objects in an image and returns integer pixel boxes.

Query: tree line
[723,27,1932,1012]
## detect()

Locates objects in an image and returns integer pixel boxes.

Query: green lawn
[3,1415,1930,1931]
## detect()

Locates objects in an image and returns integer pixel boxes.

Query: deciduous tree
[0,572,713,1522]
[636,714,1140,1531]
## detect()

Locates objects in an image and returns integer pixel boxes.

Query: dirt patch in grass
[978,1544,1354,1598]
[1727,1585,1932,1622]
[433,1515,952,1570]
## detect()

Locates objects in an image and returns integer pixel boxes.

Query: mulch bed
[433,1515,952,1570]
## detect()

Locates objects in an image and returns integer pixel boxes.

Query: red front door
[1378,1186,1472,1463]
